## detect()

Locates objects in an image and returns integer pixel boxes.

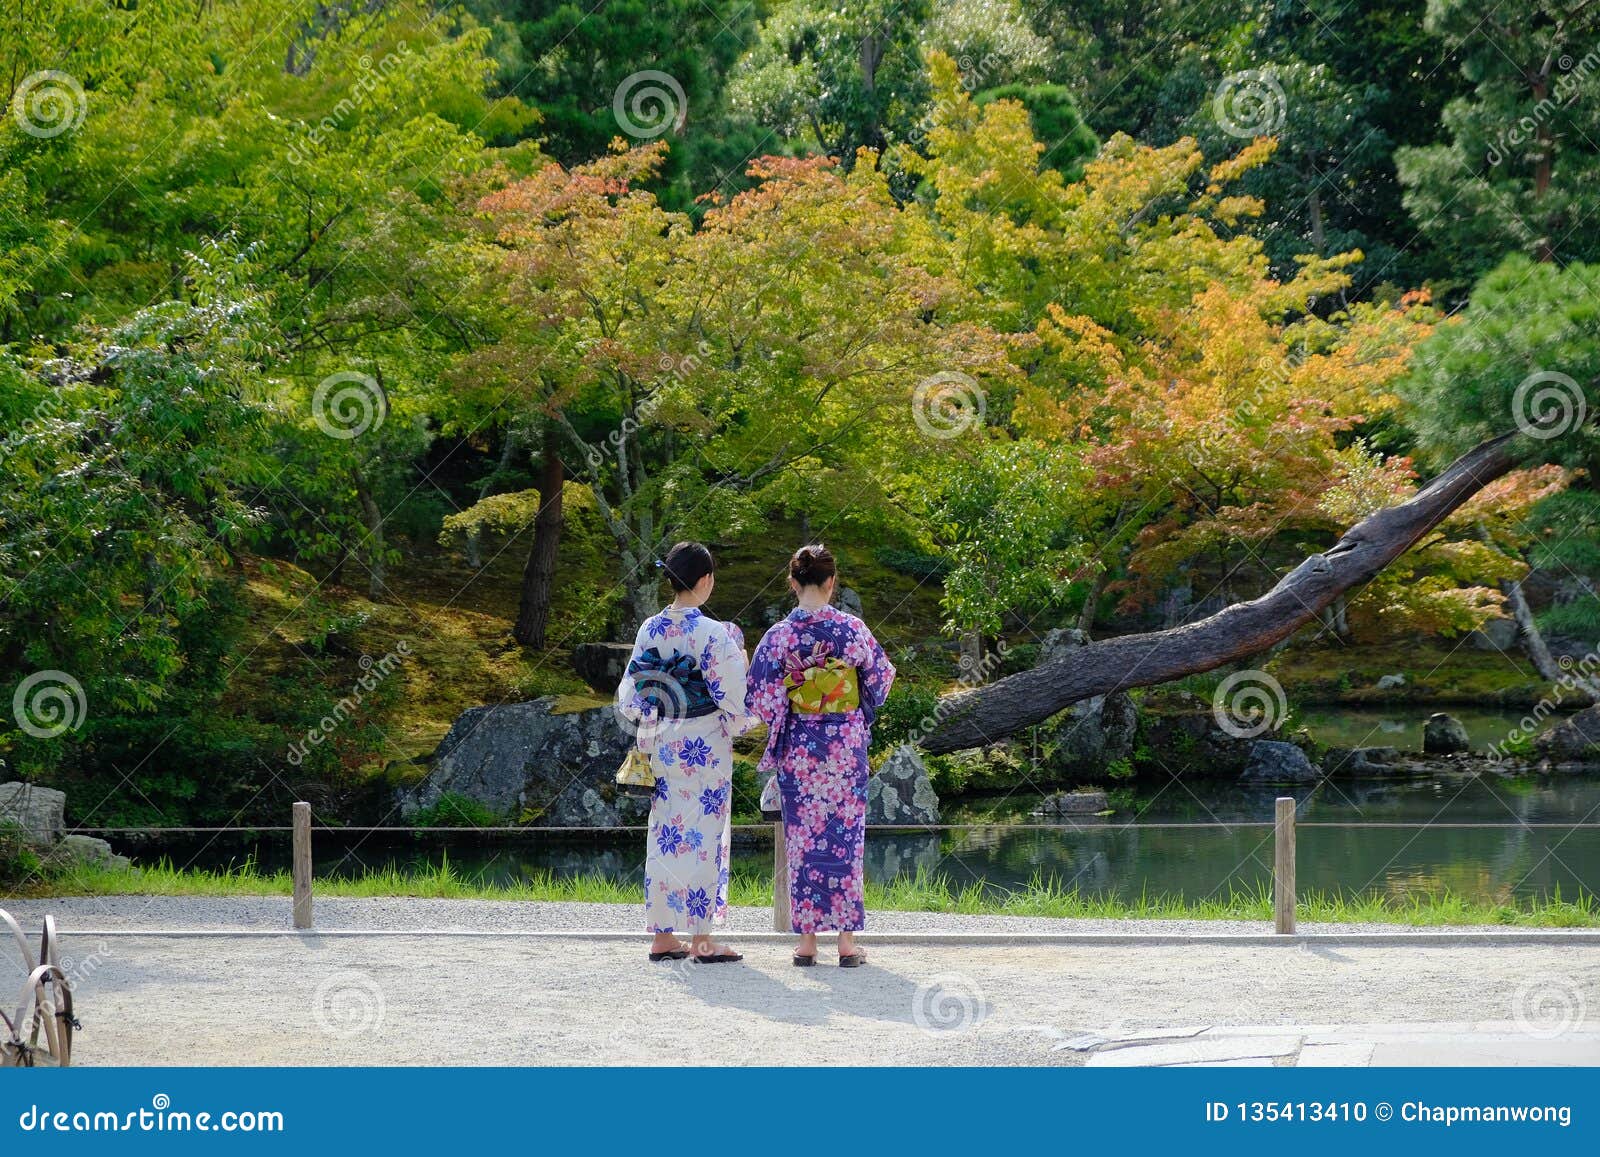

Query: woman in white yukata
[616,541,750,964]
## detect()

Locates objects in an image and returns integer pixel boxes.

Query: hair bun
[789,542,837,587]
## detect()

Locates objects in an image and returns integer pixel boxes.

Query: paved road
[4,898,1598,1066]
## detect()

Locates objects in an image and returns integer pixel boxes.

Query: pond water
[137,773,1600,908]
[1291,705,1548,752]
[117,707,1596,908]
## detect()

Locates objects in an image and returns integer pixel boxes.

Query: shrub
[873,547,949,580]
[0,819,41,887]
[871,681,944,754]
[1538,600,1600,643]
[412,792,503,828]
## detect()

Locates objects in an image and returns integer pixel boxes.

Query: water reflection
[133,773,1600,906]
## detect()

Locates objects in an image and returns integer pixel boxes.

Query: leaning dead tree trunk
[923,432,1522,753]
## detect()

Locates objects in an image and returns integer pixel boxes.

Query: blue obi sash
[625,648,719,720]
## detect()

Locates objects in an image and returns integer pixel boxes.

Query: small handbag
[758,774,782,821]
[614,749,657,799]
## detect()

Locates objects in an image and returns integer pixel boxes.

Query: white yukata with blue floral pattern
[616,606,750,937]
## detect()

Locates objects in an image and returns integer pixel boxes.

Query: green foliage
[974,84,1097,179]
[0,819,41,887]
[464,0,755,206]
[873,547,950,580]
[1396,0,1600,275]
[870,681,943,754]
[0,264,274,778]
[3,0,1598,833]
[1403,255,1600,472]
[412,792,505,828]
[1538,601,1600,642]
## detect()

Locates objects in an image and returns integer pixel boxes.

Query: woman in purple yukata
[747,544,895,968]
[617,542,749,965]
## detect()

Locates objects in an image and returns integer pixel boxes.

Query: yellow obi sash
[783,650,860,714]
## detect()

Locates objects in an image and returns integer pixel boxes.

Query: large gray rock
[1138,689,1261,776]
[1239,740,1319,784]
[1037,691,1138,779]
[399,698,644,827]
[1039,627,1089,663]
[42,834,131,872]
[867,745,940,824]
[570,643,635,694]
[0,781,66,846]
[1375,673,1406,690]
[1469,617,1519,652]
[1318,745,1433,784]
[1536,705,1600,763]
[833,586,865,618]
[1423,712,1471,754]
[1037,789,1110,816]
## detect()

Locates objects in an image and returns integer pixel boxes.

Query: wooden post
[1273,796,1296,935]
[772,821,790,933]
[292,801,313,930]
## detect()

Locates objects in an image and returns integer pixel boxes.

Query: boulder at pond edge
[399,698,645,827]
[1238,740,1319,784]
[1536,704,1600,764]
[1423,712,1471,755]
[866,745,940,825]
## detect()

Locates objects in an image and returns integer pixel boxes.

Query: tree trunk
[513,426,564,649]
[959,628,986,683]
[1504,577,1599,702]
[1532,75,1556,261]
[1307,185,1327,254]
[352,466,385,601]
[1075,570,1105,635]
[922,433,1524,752]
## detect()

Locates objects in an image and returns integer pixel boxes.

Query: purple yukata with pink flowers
[747,604,895,933]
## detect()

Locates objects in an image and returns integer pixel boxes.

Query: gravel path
[4,898,1598,1066]
[0,893,1573,936]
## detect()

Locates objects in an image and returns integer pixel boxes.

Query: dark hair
[789,543,836,588]
[661,541,715,592]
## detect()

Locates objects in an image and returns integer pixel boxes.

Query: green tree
[467,0,758,206]
[1397,0,1600,274]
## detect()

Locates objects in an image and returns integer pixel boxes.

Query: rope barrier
[67,821,1600,834]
